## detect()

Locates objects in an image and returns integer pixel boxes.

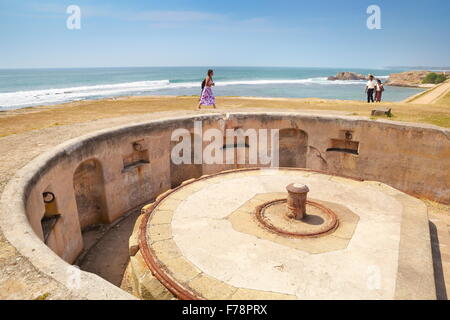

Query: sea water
[0,67,424,110]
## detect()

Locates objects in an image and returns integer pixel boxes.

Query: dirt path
[407,81,450,104]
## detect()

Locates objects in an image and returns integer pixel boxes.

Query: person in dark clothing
[365,74,377,103]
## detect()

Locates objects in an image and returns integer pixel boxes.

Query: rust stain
[255,199,339,238]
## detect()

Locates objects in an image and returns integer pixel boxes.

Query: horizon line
[1,65,448,71]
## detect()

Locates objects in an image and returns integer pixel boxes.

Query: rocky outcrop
[328,70,449,87]
[385,71,447,87]
[327,72,367,81]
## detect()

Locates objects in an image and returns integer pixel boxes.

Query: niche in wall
[73,159,108,230]
[222,128,250,149]
[220,127,254,169]
[41,191,61,244]
[326,130,360,155]
[170,133,203,188]
[279,128,308,168]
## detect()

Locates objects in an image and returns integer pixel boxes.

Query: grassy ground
[438,92,450,107]
[0,94,449,138]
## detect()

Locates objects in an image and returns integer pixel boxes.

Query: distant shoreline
[328,70,448,89]
[0,67,421,110]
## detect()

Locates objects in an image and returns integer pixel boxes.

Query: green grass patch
[419,114,450,127]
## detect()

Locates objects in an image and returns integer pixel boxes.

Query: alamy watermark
[66,5,81,30]
[65,5,379,31]
[366,265,382,290]
[171,121,280,167]
[367,5,381,30]
[66,265,81,290]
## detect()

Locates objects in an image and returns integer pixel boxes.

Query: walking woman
[375,79,384,102]
[198,69,216,109]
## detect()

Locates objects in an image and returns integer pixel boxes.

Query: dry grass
[437,92,450,107]
[0,94,449,138]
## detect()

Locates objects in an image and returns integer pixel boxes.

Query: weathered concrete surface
[230,193,359,253]
[134,169,436,299]
[77,208,141,287]
[0,111,201,299]
[164,170,434,299]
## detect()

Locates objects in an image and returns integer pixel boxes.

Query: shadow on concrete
[304,214,325,225]
[429,221,448,300]
[76,208,141,287]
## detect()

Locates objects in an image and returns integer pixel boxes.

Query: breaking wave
[0,77,383,109]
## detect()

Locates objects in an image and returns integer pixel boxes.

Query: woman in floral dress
[375,79,384,102]
[198,69,216,109]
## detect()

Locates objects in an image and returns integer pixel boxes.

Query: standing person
[365,74,377,103]
[375,79,384,102]
[198,69,216,109]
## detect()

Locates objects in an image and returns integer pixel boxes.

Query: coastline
[386,83,436,89]
[0,85,425,113]
[0,67,424,110]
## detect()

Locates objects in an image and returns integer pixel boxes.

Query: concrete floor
[129,169,435,299]
[0,110,448,299]
[76,209,140,287]
[169,171,404,299]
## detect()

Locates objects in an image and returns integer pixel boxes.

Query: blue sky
[0,0,449,68]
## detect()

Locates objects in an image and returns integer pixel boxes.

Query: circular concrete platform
[130,168,436,300]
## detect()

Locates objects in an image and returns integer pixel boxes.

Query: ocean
[0,67,424,110]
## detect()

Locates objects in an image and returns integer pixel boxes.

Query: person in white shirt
[365,74,377,103]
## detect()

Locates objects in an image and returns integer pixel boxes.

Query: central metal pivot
[286,183,309,220]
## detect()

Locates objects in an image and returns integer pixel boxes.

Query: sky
[0,0,449,69]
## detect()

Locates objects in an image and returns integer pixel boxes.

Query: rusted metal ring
[139,194,203,300]
[255,199,339,238]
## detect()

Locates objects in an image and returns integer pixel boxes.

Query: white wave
[0,80,173,108]
[155,77,360,89]
[0,77,371,109]
[216,77,367,86]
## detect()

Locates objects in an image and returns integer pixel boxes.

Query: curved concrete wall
[0,112,448,299]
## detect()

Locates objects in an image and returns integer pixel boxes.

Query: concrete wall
[4,112,448,294]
